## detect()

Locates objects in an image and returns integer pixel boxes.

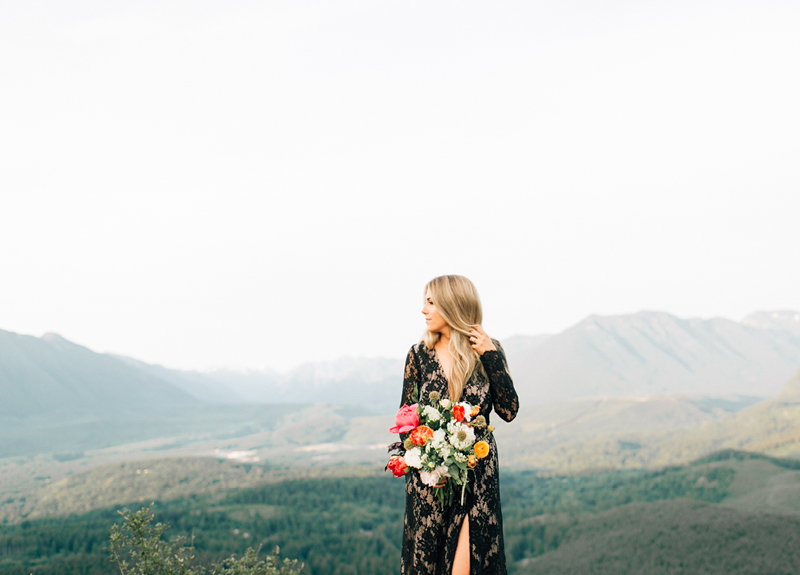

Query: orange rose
[410,425,434,446]
[467,455,477,468]
[470,405,480,417]
[474,440,489,459]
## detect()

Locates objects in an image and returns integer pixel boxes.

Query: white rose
[423,406,441,422]
[419,470,437,486]
[404,447,422,469]
[420,465,450,487]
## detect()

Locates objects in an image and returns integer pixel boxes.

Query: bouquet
[386,388,495,507]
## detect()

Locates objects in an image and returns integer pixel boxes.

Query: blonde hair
[423,275,487,402]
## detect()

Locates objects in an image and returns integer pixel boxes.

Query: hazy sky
[1,0,798,371]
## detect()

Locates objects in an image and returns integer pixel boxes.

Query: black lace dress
[399,340,519,575]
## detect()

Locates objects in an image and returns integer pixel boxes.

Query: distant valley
[2,309,800,523]
[3,311,800,575]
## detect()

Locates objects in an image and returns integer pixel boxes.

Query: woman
[399,275,519,575]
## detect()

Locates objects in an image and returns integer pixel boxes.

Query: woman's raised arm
[480,341,519,422]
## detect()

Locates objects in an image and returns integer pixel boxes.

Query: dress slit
[452,514,471,575]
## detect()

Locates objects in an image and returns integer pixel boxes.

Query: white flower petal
[404,447,422,468]
[423,406,442,422]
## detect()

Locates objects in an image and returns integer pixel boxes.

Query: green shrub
[107,506,302,575]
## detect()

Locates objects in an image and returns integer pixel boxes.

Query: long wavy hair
[423,275,487,402]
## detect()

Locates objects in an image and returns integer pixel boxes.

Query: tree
[107,506,303,575]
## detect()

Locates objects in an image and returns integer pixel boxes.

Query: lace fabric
[399,340,518,575]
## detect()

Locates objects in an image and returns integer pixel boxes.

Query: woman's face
[422,288,449,334]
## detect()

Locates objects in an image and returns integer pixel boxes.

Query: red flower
[389,404,419,434]
[387,456,408,477]
[410,425,434,446]
[452,405,465,422]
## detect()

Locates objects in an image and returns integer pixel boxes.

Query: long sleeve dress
[399,340,519,575]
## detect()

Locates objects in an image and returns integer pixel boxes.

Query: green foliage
[211,547,301,575]
[503,463,734,517]
[107,506,302,575]
[3,453,800,575]
[33,457,273,519]
[501,462,737,570]
[108,506,199,575]
[0,477,405,575]
[514,499,800,575]
[692,448,800,470]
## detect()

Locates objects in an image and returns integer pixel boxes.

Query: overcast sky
[1,0,798,371]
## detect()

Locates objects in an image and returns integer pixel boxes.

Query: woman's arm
[400,346,421,408]
[480,340,519,422]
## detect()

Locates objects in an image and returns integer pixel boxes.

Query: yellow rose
[474,440,489,459]
[487,425,495,433]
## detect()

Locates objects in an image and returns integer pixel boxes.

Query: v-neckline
[432,345,451,384]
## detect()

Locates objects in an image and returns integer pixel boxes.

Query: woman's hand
[469,325,497,355]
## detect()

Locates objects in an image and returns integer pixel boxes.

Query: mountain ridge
[504,310,800,402]
[741,310,800,335]
[2,309,798,420]
[0,329,197,419]
[111,308,800,407]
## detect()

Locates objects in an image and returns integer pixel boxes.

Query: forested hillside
[505,368,800,474]
[2,451,800,575]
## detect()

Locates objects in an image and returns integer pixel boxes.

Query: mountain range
[504,310,800,403]
[0,330,197,419]
[3,310,800,510]
[107,308,800,407]
[2,310,800,424]
[112,354,403,412]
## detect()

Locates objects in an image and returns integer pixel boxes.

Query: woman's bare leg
[452,515,470,575]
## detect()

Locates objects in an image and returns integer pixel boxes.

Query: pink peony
[390,404,419,433]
